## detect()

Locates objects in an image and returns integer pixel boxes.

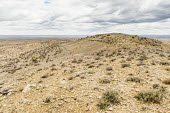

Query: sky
[0,0,170,35]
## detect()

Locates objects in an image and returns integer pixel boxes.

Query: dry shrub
[135,91,163,103]
[97,90,120,109]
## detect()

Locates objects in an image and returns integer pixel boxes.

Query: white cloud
[0,0,170,35]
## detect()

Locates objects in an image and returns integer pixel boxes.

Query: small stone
[108,107,113,111]
[58,103,63,106]
[7,92,13,96]
[0,86,12,95]
[41,74,49,78]
[44,98,50,103]
[97,96,101,99]
[22,84,36,93]
[0,82,4,85]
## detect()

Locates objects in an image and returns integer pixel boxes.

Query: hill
[0,33,170,113]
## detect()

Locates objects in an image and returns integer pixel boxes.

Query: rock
[0,86,13,95]
[22,84,36,93]
[0,82,4,85]
[108,107,113,111]
[7,91,13,96]
[97,96,101,99]
[68,85,74,90]
[58,103,63,106]
[41,74,49,78]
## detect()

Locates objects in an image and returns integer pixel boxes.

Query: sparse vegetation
[160,62,170,66]
[97,90,120,109]
[121,64,130,68]
[138,55,148,61]
[135,91,163,103]
[97,101,110,109]
[1,33,170,112]
[99,78,111,84]
[152,84,159,89]
[126,77,143,83]
[159,86,166,92]
[137,63,145,66]
[88,65,95,68]
[68,76,74,80]
[88,71,95,74]
[32,58,38,63]
[107,72,112,75]
[106,67,112,71]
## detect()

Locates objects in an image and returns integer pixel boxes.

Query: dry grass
[106,67,113,71]
[160,62,170,66]
[99,78,111,84]
[126,77,143,83]
[121,64,130,68]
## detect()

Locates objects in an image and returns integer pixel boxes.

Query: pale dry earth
[0,33,170,113]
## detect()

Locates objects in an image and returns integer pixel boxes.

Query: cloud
[0,0,169,35]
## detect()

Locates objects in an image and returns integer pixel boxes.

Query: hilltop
[0,33,170,113]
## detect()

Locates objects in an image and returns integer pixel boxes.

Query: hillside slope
[0,33,170,113]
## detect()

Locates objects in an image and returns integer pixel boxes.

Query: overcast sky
[0,0,170,35]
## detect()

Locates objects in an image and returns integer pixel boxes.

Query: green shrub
[97,90,120,109]
[159,86,166,92]
[32,58,38,63]
[102,91,120,104]
[97,101,110,109]
[135,91,163,103]
[88,71,95,74]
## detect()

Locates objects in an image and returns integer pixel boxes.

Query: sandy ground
[153,38,170,43]
[0,34,170,113]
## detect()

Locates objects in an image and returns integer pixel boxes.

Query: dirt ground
[0,33,170,113]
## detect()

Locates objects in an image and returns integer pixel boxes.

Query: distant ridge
[139,35,170,38]
[0,35,88,40]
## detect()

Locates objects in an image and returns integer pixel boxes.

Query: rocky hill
[0,33,170,113]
